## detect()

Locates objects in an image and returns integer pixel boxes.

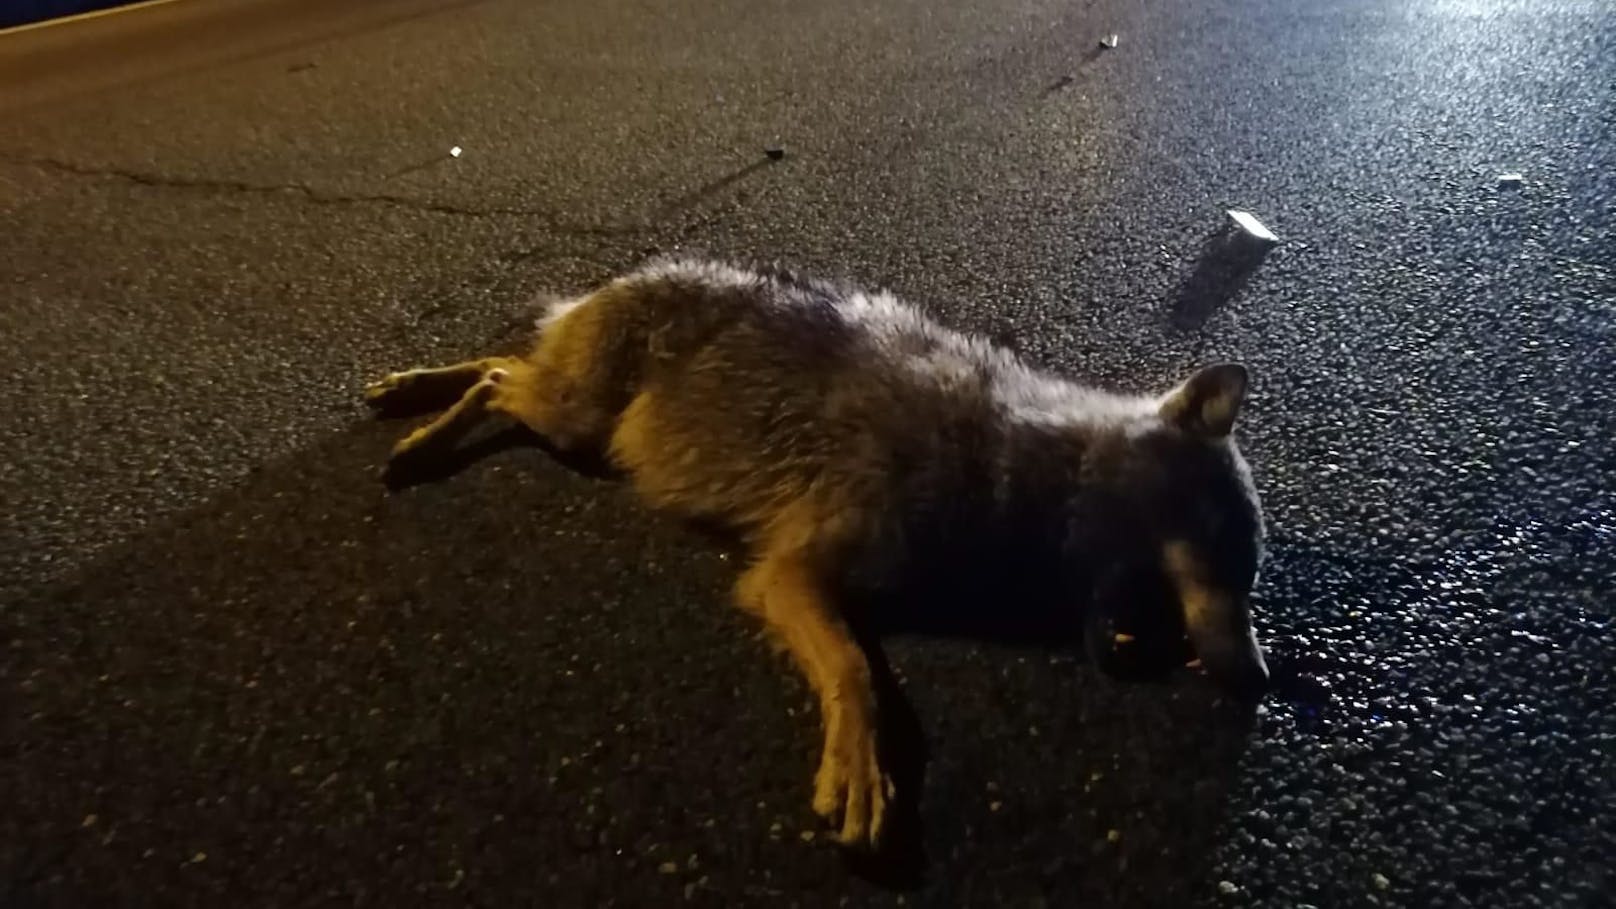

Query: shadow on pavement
[3,403,1262,905]
[1041,45,1109,97]
[1168,229,1273,332]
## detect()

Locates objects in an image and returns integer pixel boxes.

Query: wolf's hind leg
[388,371,505,465]
[383,362,613,483]
[478,362,615,455]
[365,357,516,416]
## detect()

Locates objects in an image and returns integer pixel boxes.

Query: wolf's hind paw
[812,721,893,851]
[364,372,413,407]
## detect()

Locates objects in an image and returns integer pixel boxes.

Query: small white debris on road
[449,146,463,158]
[1496,172,1523,187]
[1100,33,1119,48]
[1226,209,1280,245]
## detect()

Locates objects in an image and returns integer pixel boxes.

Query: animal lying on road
[365,257,1272,850]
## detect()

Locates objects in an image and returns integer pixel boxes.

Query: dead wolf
[365,257,1271,850]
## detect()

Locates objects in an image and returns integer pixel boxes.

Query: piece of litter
[1100,34,1119,49]
[764,145,786,161]
[658,861,679,874]
[1226,209,1279,246]
[1372,872,1391,890]
[1107,829,1122,843]
[1218,880,1239,896]
[1495,172,1523,187]
[1113,632,1136,644]
[449,146,463,158]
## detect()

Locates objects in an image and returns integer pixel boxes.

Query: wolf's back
[579,259,1002,541]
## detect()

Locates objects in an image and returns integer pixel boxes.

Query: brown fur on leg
[475,360,617,456]
[365,357,517,417]
[382,358,623,489]
[388,373,503,465]
[736,546,893,850]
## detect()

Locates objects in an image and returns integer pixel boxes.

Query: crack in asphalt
[1,152,633,236]
[3,151,785,260]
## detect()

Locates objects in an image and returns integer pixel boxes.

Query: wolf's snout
[1164,542,1269,701]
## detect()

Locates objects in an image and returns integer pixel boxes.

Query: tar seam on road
[0,151,770,243]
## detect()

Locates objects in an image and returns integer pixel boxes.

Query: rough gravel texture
[2,0,1612,906]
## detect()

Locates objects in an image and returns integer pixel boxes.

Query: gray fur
[539,257,1268,691]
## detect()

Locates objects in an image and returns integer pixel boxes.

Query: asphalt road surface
[2,0,1612,906]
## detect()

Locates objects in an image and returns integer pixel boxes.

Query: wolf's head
[1081,363,1270,700]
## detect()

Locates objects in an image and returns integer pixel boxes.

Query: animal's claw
[811,716,891,851]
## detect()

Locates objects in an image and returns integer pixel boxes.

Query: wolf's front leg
[737,551,893,849]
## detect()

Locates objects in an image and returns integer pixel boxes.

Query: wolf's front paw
[812,715,894,850]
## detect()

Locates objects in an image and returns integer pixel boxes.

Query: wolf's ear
[1159,363,1248,438]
